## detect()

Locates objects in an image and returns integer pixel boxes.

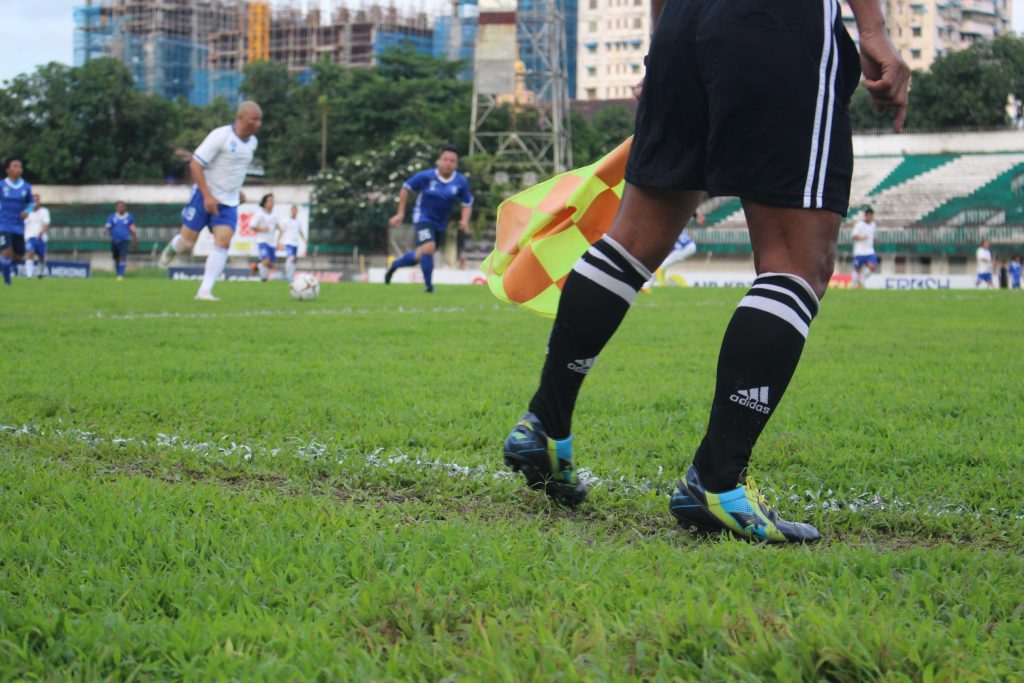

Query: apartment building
[576,0,649,101]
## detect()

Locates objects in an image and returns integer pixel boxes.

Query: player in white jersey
[250,193,279,281]
[277,204,306,282]
[24,194,50,278]
[159,101,262,301]
[851,207,878,288]
[976,238,994,289]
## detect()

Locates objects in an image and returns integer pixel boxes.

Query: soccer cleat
[194,292,220,302]
[384,266,396,285]
[669,480,724,535]
[158,245,174,267]
[672,465,820,543]
[424,285,434,293]
[503,412,588,507]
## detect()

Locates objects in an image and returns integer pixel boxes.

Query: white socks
[25,260,35,278]
[285,258,296,280]
[257,262,269,280]
[198,246,228,295]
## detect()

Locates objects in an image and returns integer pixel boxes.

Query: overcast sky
[2,0,1022,85]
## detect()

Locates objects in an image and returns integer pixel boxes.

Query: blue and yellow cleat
[669,480,724,535]
[672,465,820,543]
[503,412,588,507]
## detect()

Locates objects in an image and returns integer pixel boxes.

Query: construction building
[73,0,443,106]
[841,0,1012,70]
[577,0,647,101]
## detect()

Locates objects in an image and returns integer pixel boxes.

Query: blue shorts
[27,237,46,257]
[414,222,447,247]
[258,243,276,263]
[111,239,131,261]
[284,245,298,258]
[976,273,993,283]
[181,188,238,233]
[853,254,878,270]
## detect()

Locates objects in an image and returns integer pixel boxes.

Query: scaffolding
[73,0,446,105]
[469,0,572,180]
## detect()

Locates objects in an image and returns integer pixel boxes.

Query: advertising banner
[14,261,90,278]
[192,202,310,258]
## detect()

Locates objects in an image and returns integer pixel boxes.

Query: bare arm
[848,0,910,132]
[189,158,219,216]
[389,186,410,228]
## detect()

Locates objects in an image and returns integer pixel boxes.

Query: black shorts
[0,232,26,258]
[112,239,131,261]
[626,0,861,215]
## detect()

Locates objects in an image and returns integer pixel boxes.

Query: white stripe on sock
[749,283,813,321]
[573,259,638,304]
[757,272,819,313]
[738,295,810,338]
[587,246,623,272]
[602,236,653,280]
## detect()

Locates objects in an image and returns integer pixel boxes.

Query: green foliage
[572,105,636,165]
[0,58,178,183]
[0,282,1023,679]
[853,33,1024,132]
[310,134,437,247]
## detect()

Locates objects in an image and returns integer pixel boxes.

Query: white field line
[89,300,710,322]
[3,423,1018,521]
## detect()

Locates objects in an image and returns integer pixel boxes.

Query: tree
[851,34,1024,132]
[311,134,438,248]
[0,58,177,183]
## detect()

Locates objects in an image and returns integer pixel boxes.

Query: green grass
[1,279,1022,681]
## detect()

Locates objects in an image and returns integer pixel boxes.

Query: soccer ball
[289,273,320,301]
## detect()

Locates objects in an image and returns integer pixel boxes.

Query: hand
[388,213,403,228]
[20,210,28,220]
[203,194,219,216]
[276,243,283,250]
[858,29,910,133]
[632,79,644,100]
[459,222,469,233]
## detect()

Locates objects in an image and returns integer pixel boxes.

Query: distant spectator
[976,239,994,289]
[851,207,878,288]
[24,194,50,278]
[1009,255,1022,290]
[998,258,1009,289]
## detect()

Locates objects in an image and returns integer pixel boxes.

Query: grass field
[2,277,1022,681]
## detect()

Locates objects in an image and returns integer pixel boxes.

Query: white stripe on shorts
[803,0,837,208]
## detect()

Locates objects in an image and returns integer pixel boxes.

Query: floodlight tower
[469,0,572,183]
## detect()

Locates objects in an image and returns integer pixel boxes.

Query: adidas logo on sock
[566,357,596,374]
[730,386,771,414]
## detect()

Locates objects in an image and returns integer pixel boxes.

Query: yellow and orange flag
[481,137,632,317]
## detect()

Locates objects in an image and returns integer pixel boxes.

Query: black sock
[693,272,820,491]
[528,236,651,439]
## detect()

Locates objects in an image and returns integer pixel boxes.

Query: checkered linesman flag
[481,137,632,318]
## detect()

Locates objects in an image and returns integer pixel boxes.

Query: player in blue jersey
[159,101,262,301]
[105,201,137,281]
[385,145,473,293]
[0,158,34,285]
[1010,255,1022,289]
